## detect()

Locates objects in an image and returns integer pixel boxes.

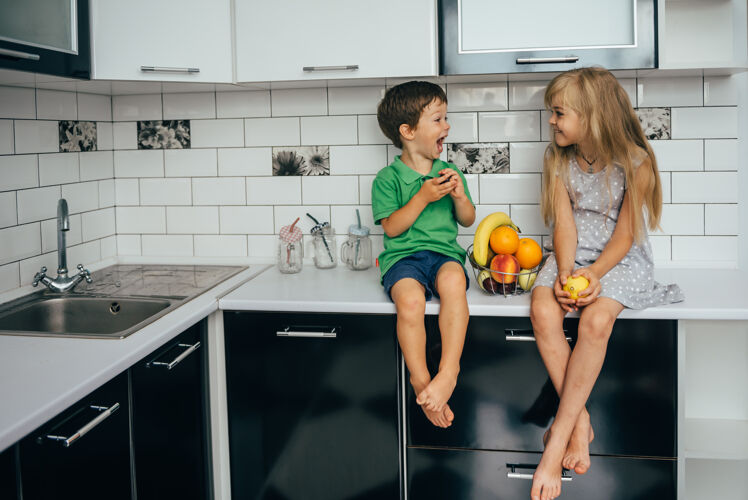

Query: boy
[372,81,475,428]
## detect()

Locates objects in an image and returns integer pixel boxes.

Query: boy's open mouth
[437,137,445,153]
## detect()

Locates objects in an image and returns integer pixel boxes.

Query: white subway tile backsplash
[36,90,77,120]
[328,86,384,115]
[445,113,478,143]
[61,181,100,214]
[650,140,703,171]
[0,86,35,119]
[17,186,60,224]
[245,117,300,147]
[272,88,327,117]
[164,148,217,177]
[328,145,386,176]
[14,120,58,154]
[0,223,41,265]
[466,204,511,236]
[77,93,112,122]
[448,82,508,112]
[79,151,114,181]
[41,214,81,253]
[217,90,271,118]
[479,111,540,142]
[116,207,166,234]
[649,235,671,262]
[672,236,737,262]
[19,252,58,285]
[359,175,375,205]
[273,206,330,234]
[508,81,547,110]
[480,174,541,204]
[115,179,139,205]
[671,107,737,139]
[357,115,388,145]
[637,76,703,107]
[190,119,244,148]
[464,174,479,205]
[101,235,117,259]
[194,235,247,257]
[660,172,671,203]
[704,75,738,106]
[97,122,113,151]
[81,208,115,241]
[246,176,301,205]
[540,110,552,141]
[218,147,271,176]
[0,192,16,228]
[219,206,274,234]
[619,79,637,107]
[67,240,101,267]
[247,234,276,258]
[704,139,738,171]
[302,175,358,205]
[0,120,13,154]
[509,142,546,173]
[0,155,38,191]
[0,262,20,294]
[38,153,79,186]
[167,206,218,234]
[657,204,704,235]
[163,92,216,119]
[141,235,194,257]
[672,172,737,203]
[99,179,115,208]
[330,205,379,236]
[193,177,246,205]
[112,94,162,121]
[112,122,137,150]
[705,204,738,235]
[140,178,192,206]
[117,235,141,255]
[114,150,164,178]
[509,204,548,235]
[301,116,357,145]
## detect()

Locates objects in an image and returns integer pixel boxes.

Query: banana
[472,211,521,267]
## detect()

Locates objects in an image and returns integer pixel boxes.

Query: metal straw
[306,213,334,263]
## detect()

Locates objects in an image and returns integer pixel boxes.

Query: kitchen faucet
[32,198,92,293]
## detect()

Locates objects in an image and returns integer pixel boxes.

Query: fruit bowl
[466,244,542,297]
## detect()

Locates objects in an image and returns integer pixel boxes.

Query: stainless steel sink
[0,295,179,339]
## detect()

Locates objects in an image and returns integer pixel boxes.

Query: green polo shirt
[371,156,474,281]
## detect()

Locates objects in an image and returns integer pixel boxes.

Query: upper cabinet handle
[302,65,359,72]
[516,57,579,64]
[0,47,40,61]
[140,66,200,73]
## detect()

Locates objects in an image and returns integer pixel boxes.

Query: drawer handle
[506,463,573,482]
[148,342,201,370]
[516,56,579,64]
[140,66,200,73]
[46,403,120,447]
[0,47,40,61]
[302,65,359,72]
[277,327,337,338]
[505,329,571,343]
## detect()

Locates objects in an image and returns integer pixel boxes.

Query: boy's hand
[438,169,468,200]
[419,174,456,203]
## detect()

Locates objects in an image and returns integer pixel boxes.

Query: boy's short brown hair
[377,81,447,149]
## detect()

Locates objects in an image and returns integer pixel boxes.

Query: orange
[489,226,519,255]
[514,238,543,269]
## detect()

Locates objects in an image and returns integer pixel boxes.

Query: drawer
[408,316,676,457]
[408,447,675,500]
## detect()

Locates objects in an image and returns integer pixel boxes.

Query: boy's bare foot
[531,430,565,500]
[562,416,594,474]
[416,370,457,412]
[421,403,455,428]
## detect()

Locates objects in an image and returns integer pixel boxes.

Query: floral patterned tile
[636,107,670,140]
[448,142,509,174]
[272,146,330,176]
[59,121,97,152]
[137,120,191,149]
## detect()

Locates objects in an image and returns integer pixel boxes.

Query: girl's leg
[391,278,452,428]
[416,262,468,417]
[531,297,623,500]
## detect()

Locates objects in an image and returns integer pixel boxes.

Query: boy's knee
[393,290,426,316]
[436,264,466,294]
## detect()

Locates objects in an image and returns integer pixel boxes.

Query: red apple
[490,254,520,284]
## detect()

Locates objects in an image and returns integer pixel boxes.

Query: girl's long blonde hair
[541,67,662,244]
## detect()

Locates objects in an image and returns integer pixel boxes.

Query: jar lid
[279,224,302,243]
[348,224,370,236]
[310,221,330,235]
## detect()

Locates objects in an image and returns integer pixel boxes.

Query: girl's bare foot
[562,416,594,474]
[531,431,564,500]
[416,370,457,412]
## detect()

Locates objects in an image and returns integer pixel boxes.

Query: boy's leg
[416,261,468,413]
[390,278,452,428]
[531,297,623,500]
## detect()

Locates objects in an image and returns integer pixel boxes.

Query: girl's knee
[578,311,616,343]
[530,291,562,331]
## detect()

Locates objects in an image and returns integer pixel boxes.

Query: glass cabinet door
[0,0,77,54]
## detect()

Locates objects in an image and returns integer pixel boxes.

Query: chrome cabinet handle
[148,342,201,370]
[516,56,579,64]
[302,65,359,72]
[140,66,200,73]
[0,47,40,61]
[46,403,120,447]
[277,327,337,338]
[506,464,572,481]
[505,328,571,342]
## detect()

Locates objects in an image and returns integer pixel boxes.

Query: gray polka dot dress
[534,157,684,309]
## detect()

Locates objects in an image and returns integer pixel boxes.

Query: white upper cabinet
[91,0,233,82]
[234,0,437,82]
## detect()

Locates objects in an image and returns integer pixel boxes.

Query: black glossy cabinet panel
[408,316,677,458]
[224,311,400,500]
[18,371,131,500]
[131,321,211,500]
[408,447,675,500]
[0,445,18,499]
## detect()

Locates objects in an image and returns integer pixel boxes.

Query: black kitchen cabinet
[0,445,18,499]
[408,447,675,500]
[130,320,211,500]
[408,316,677,458]
[18,371,132,500]
[224,311,400,500]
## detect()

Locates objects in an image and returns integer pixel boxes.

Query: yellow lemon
[563,276,589,300]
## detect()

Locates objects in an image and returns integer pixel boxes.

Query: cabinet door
[235,0,437,82]
[19,372,131,500]
[408,316,676,458]
[91,0,232,82]
[408,447,675,500]
[131,321,210,500]
[224,311,400,500]
[0,445,18,499]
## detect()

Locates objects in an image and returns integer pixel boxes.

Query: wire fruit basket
[466,244,542,297]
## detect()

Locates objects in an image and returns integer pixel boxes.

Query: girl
[529,67,683,500]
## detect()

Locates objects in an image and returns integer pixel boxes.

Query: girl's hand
[553,269,577,312]
[419,174,455,203]
[572,267,601,307]
[438,169,467,200]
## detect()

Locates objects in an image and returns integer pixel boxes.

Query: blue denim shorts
[382,250,469,301]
